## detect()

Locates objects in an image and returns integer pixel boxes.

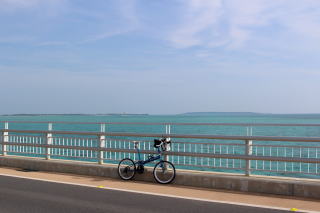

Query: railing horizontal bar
[253,144,320,148]
[104,133,320,142]
[51,136,97,140]
[7,151,44,155]
[4,141,46,145]
[1,121,320,127]
[2,142,320,163]
[173,141,246,146]
[0,121,104,124]
[126,140,245,146]
[252,168,319,175]
[174,163,244,170]
[9,135,46,138]
[2,129,320,142]
[0,129,105,135]
[6,153,98,160]
[1,142,101,151]
[50,155,97,160]
[106,148,320,163]
[169,152,320,163]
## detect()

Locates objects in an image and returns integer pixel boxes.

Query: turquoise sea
[1,113,320,137]
[1,113,320,179]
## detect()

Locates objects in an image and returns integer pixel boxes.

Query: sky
[0,0,320,114]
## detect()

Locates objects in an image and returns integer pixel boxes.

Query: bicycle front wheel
[153,161,176,184]
[118,158,136,180]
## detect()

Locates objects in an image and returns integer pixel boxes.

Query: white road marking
[0,173,316,213]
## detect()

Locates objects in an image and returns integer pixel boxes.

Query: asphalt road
[0,175,292,213]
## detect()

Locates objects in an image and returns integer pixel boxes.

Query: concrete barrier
[0,156,319,199]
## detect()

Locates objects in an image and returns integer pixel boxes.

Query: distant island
[1,113,149,116]
[180,112,267,116]
[2,112,320,117]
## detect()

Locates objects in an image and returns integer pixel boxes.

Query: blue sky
[0,0,320,114]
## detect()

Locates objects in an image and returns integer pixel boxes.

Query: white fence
[1,121,320,178]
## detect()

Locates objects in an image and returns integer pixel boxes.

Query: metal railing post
[46,123,53,160]
[245,139,252,176]
[98,135,105,164]
[98,123,106,164]
[2,122,9,156]
[164,125,171,162]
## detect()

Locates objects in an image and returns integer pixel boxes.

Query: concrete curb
[0,156,319,199]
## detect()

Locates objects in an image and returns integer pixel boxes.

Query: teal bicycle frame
[135,141,162,166]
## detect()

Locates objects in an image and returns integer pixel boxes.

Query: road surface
[0,175,294,213]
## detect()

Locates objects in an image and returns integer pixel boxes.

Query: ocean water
[1,113,320,137]
[1,113,320,178]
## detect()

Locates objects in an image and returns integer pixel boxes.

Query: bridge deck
[0,167,319,212]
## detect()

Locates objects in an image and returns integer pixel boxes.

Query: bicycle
[117,137,176,184]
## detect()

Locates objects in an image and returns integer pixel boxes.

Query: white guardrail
[0,121,320,178]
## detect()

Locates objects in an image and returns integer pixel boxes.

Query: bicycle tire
[153,160,176,184]
[118,158,136,180]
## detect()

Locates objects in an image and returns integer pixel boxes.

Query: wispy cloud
[0,0,66,12]
[168,0,320,50]
[169,0,224,48]
[0,0,139,45]
[117,0,139,26]
[0,36,35,43]
[80,0,139,43]
[36,41,69,46]
[82,28,135,43]
[1,0,42,9]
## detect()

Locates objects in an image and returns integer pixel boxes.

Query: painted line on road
[0,173,316,213]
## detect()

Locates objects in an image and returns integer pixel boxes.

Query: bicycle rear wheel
[118,158,136,180]
[153,161,176,184]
